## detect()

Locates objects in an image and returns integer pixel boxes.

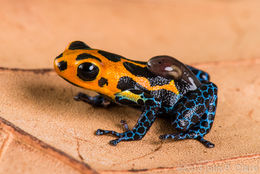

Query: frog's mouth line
[60,76,82,88]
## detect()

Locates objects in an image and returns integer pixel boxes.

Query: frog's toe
[95,129,104,135]
[197,137,215,148]
[95,129,120,136]
[159,134,177,140]
[109,139,122,146]
[73,93,82,101]
[159,133,193,140]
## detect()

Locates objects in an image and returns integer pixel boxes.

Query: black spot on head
[98,50,122,62]
[68,41,91,50]
[55,53,63,59]
[76,53,101,62]
[57,61,67,71]
[98,77,108,87]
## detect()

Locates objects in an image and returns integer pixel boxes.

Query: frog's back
[54,41,180,102]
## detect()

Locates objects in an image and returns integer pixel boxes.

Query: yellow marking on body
[117,91,142,102]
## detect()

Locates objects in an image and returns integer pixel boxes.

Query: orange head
[54,41,147,99]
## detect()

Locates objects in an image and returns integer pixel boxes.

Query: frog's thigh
[172,83,217,133]
[171,90,206,132]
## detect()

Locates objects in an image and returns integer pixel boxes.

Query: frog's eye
[77,62,99,81]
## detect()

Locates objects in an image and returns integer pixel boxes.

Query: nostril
[57,61,67,71]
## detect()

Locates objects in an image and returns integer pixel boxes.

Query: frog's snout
[56,60,67,72]
[54,54,68,73]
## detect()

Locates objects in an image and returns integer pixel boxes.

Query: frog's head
[54,41,119,96]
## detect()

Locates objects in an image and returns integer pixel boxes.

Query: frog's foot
[96,129,137,146]
[159,133,214,148]
[197,137,215,148]
[74,92,114,107]
[159,132,195,141]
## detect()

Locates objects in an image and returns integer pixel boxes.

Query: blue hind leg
[187,65,210,82]
[160,82,218,148]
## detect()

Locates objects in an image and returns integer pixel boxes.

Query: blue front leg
[74,92,115,107]
[96,90,161,146]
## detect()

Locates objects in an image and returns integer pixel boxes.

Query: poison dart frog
[54,41,218,148]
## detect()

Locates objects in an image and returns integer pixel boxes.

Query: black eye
[77,63,99,81]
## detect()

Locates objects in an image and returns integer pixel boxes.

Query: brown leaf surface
[0,58,259,173]
[1,0,260,173]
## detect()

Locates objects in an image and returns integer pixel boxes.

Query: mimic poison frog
[54,41,218,148]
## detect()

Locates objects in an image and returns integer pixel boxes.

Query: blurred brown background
[1,0,260,68]
[0,0,259,174]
